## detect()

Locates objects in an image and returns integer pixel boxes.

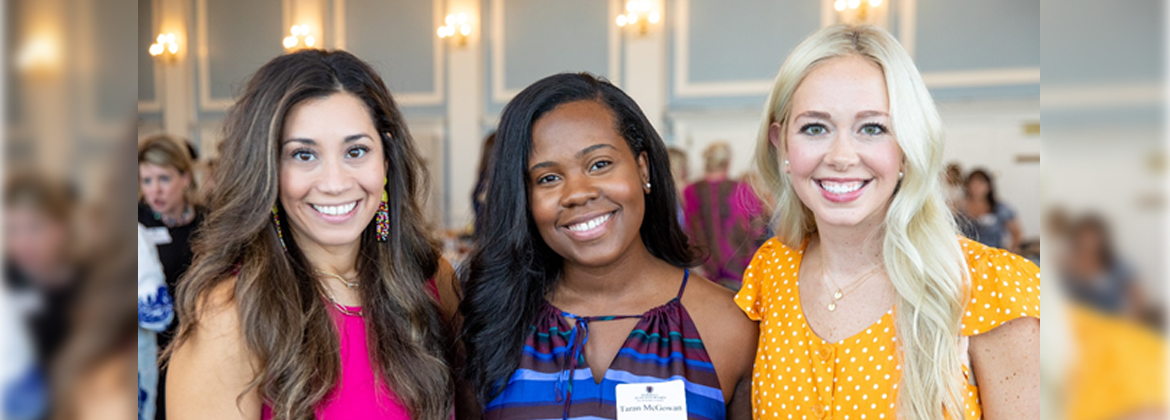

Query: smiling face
[140,163,190,217]
[774,54,903,229]
[279,92,386,250]
[527,100,651,268]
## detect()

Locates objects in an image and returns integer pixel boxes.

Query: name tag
[145,227,172,245]
[615,380,687,420]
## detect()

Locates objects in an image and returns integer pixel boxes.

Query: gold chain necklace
[315,270,359,289]
[818,246,883,312]
[314,277,363,317]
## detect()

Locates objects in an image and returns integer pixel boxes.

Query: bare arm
[166,281,261,420]
[434,257,462,323]
[1006,219,1023,253]
[969,317,1039,420]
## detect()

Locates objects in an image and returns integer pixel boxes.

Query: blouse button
[817,346,833,362]
[812,404,827,418]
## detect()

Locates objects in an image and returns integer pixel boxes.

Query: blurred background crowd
[0,0,1166,420]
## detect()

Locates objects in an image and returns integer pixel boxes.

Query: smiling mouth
[816,179,871,194]
[566,212,613,232]
[311,201,358,216]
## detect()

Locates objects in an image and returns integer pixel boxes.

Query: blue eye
[861,123,888,136]
[800,124,828,136]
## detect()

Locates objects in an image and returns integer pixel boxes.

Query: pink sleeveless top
[260,280,439,420]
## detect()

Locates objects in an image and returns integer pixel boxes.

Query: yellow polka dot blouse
[734,237,1041,420]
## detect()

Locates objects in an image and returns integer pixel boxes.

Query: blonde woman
[737,25,1039,420]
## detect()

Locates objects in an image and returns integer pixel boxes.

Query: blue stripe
[522,344,576,360]
[508,368,594,383]
[613,348,716,371]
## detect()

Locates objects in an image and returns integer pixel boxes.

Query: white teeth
[312,201,357,216]
[567,213,612,232]
[819,180,865,194]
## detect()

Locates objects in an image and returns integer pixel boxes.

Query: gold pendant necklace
[819,246,883,312]
[316,270,360,289]
[317,282,363,316]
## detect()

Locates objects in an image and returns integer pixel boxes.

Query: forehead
[283,92,376,137]
[139,162,180,175]
[789,55,888,117]
[529,100,630,158]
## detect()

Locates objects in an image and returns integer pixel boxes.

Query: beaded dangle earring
[272,204,287,250]
[375,177,389,242]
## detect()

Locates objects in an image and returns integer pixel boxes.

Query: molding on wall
[331,0,445,106]
[195,0,242,112]
[139,0,165,113]
[1041,82,1163,110]
[78,0,125,139]
[671,0,775,98]
[898,0,917,59]
[490,0,621,103]
[921,67,1040,88]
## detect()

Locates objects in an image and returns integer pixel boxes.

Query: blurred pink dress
[681,179,767,289]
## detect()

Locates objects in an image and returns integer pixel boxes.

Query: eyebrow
[792,110,889,122]
[528,143,618,172]
[282,134,372,146]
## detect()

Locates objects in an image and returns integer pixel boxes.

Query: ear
[637,151,651,193]
[769,122,788,173]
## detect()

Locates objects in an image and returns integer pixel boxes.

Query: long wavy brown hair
[169,49,452,420]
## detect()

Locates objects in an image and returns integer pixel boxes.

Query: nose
[559,173,599,208]
[824,132,860,170]
[316,159,356,195]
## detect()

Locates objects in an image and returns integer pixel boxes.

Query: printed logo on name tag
[615,379,687,420]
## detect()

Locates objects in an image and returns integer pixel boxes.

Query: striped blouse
[484,270,726,420]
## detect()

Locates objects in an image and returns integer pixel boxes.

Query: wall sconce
[438,14,471,47]
[616,0,660,36]
[283,25,316,50]
[835,0,882,24]
[149,33,180,63]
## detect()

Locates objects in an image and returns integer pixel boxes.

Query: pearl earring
[645,182,652,189]
[784,159,790,166]
[898,171,904,179]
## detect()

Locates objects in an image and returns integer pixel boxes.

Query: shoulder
[733,237,801,319]
[681,271,758,377]
[959,237,1041,336]
[138,203,160,226]
[431,258,461,321]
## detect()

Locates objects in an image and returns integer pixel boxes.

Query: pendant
[833,290,843,300]
[827,302,837,312]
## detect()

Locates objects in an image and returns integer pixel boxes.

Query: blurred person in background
[138,135,205,294]
[3,172,80,372]
[2,283,49,420]
[666,146,689,225]
[943,162,964,212]
[165,49,459,420]
[1059,214,1151,324]
[959,168,1023,252]
[471,132,497,229]
[138,224,173,420]
[137,134,205,420]
[681,142,766,290]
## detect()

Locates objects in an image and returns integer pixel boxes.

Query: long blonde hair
[753,24,967,420]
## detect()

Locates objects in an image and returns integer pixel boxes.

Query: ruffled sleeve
[139,224,174,332]
[959,238,1041,336]
[734,237,782,321]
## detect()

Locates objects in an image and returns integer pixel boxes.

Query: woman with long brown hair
[165,49,459,420]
